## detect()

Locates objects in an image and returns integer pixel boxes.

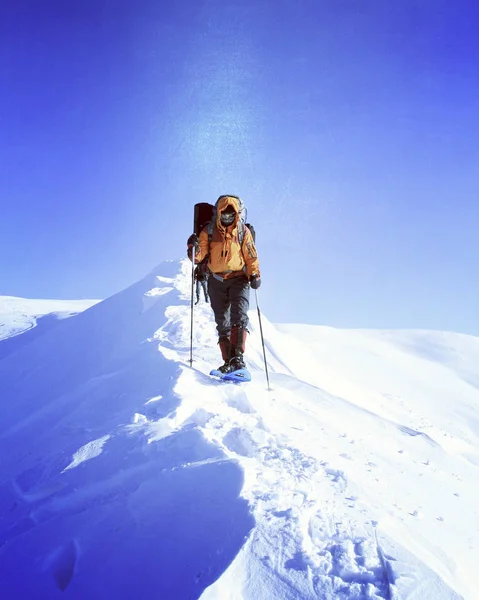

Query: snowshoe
[209,367,251,383]
[209,354,251,382]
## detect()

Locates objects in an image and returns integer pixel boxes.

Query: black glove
[187,233,198,248]
[249,274,261,289]
[187,233,199,259]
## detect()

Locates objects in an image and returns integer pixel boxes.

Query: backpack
[193,202,215,236]
[207,195,255,245]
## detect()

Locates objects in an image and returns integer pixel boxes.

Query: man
[188,195,261,373]
[194,259,209,304]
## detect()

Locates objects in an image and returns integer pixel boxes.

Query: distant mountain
[0,260,476,599]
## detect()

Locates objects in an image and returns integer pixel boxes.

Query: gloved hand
[187,233,198,249]
[187,233,199,259]
[249,274,261,289]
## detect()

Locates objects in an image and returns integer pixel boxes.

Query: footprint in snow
[324,468,348,491]
[43,539,79,591]
[222,427,270,458]
[312,537,391,599]
[225,390,256,414]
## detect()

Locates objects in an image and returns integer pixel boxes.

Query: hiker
[195,259,209,304]
[187,195,261,373]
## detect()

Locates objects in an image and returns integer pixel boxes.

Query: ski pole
[189,257,195,366]
[255,289,271,391]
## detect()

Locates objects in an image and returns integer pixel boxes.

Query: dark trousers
[207,274,250,337]
[196,279,209,301]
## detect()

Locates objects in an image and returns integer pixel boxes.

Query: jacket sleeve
[195,229,209,264]
[242,227,260,278]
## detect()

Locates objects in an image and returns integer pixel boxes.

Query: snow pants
[196,279,209,301]
[207,274,250,337]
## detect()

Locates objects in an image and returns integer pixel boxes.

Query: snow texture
[0,295,99,359]
[0,259,477,599]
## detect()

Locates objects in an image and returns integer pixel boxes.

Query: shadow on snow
[0,262,254,599]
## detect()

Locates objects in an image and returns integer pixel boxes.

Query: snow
[62,435,111,472]
[0,259,478,599]
[0,295,99,341]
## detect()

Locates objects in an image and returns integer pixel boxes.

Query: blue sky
[1,0,478,334]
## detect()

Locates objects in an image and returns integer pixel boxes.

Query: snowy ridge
[0,260,477,599]
[0,295,99,341]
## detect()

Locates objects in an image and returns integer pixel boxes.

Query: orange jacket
[195,196,260,279]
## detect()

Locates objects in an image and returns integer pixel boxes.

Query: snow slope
[0,260,477,599]
[0,296,99,360]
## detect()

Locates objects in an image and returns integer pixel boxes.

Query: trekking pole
[254,289,271,391]
[189,258,195,366]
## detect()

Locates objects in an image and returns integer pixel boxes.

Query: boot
[217,335,233,373]
[230,325,247,355]
[229,326,247,371]
[229,353,245,372]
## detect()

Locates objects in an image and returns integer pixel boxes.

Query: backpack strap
[238,221,245,247]
[207,221,214,244]
[208,220,251,246]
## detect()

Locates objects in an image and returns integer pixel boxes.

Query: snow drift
[0,260,478,600]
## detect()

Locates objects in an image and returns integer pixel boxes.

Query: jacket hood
[216,195,240,231]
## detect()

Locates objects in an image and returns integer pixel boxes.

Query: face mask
[220,210,236,226]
